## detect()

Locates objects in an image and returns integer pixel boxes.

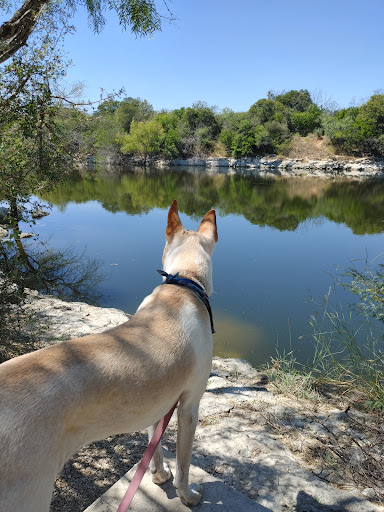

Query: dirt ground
[50,358,384,512]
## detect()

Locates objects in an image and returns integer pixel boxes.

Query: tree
[115,97,154,132]
[249,99,279,123]
[0,32,72,220]
[0,0,173,64]
[117,119,165,163]
[322,107,359,152]
[275,89,313,112]
[94,99,121,115]
[289,104,322,135]
[355,94,384,139]
[322,96,384,156]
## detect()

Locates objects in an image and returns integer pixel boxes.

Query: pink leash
[116,403,177,512]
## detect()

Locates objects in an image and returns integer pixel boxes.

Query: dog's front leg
[174,401,202,506]
[147,422,172,484]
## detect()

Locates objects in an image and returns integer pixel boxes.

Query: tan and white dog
[0,200,218,511]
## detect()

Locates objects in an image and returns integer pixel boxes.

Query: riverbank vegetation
[268,262,384,412]
[82,90,384,164]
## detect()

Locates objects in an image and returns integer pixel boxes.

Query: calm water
[28,166,384,367]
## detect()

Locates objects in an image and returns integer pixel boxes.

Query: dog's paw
[151,462,172,485]
[176,483,203,506]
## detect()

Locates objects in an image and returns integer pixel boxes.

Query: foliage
[274,89,313,112]
[41,167,384,236]
[322,107,359,153]
[248,98,287,124]
[343,262,384,323]
[323,96,384,156]
[0,15,74,220]
[309,284,384,411]
[117,119,165,161]
[46,88,384,161]
[115,96,154,132]
[0,0,172,63]
[289,104,322,136]
[266,262,384,412]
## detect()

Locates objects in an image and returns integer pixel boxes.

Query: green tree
[289,104,322,135]
[0,23,73,220]
[94,99,121,115]
[355,94,384,138]
[115,97,154,132]
[230,121,270,157]
[322,107,359,152]
[248,98,287,124]
[354,94,384,156]
[274,89,313,112]
[117,119,165,163]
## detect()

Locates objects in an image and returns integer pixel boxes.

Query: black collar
[157,270,215,334]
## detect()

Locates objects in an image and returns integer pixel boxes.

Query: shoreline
[115,155,384,179]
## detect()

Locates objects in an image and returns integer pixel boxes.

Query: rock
[23,291,131,341]
[31,207,50,219]
[362,488,377,500]
[0,226,8,239]
[159,156,384,178]
[168,158,207,167]
[206,158,231,167]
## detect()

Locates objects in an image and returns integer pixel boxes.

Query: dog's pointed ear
[197,209,218,243]
[166,199,184,242]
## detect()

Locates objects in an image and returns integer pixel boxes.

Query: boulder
[31,207,50,219]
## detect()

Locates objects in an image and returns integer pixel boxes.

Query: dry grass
[280,134,338,160]
[210,140,229,157]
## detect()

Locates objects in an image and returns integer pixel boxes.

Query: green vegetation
[41,168,384,235]
[267,261,384,412]
[77,89,384,164]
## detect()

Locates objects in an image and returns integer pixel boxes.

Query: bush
[117,120,165,162]
[289,105,322,136]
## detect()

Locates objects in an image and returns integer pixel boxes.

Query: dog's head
[162,200,218,296]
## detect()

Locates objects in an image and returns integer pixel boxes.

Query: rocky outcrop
[163,156,384,178]
[23,290,131,342]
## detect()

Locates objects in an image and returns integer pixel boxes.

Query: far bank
[92,154,384,179]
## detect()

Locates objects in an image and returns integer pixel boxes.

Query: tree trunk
[9,197,19,222]
[0,0,48,63]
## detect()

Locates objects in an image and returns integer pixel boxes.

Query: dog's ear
[166,199,184,242]
[197,209,218,243]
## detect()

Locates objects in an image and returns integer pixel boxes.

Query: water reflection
[43,167,384,235]
[213,311,270,362]
[36,166,384,366]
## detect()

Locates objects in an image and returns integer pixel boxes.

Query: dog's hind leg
[147,422,172,484]
[173,399,203,506]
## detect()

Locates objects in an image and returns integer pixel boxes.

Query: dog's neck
[164,267,213,296]
[157,270,215,334]
[177,272,205,291]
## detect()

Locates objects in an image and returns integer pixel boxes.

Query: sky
[24,0,384,111]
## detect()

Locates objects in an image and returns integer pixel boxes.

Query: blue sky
[48,0,384,111]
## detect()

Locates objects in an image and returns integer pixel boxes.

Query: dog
[0,199,218,511]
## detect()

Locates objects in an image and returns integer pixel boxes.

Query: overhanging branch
[0,0,48,63]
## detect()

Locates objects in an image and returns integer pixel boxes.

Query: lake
[28,166,384,367]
